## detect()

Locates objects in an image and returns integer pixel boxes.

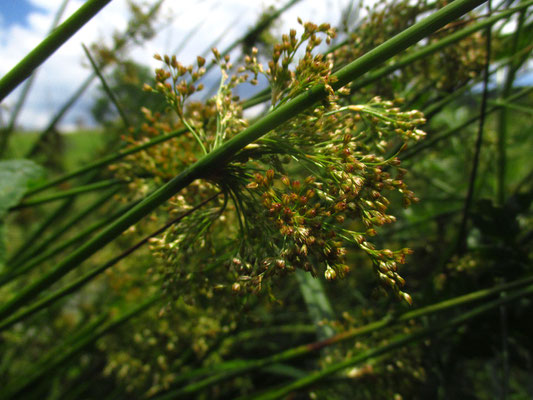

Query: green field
[7,130,105,170]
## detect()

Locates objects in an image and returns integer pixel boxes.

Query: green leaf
[0,159,45,268]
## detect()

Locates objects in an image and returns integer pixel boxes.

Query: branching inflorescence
[117,20,427,305]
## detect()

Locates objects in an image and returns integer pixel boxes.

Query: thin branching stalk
[10,179,123,211]
[457,1,493,254]
[82,43,131,128]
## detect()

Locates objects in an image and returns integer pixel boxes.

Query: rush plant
[1,0,532,399]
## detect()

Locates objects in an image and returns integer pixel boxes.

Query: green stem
[9,187,118,268]
[491,100,533,115]
[10,179,123,211]
[496,6,527,205]
[25,75,95,158]
[456,0,493,254]
[3,295,160,399]
[0,200,140,286]
[0,0,112,102]
[219,0,302,59]
[25,0,164,157]
[0,0,487,323]
[7,197,76,267]
[0,0,70,156]
[402,87,533,160]
[29,3,518,195]
[244,2,530,112]
[25,127,187,196]
[295,270,336,341]
[82,43,131,127]
[350,1,532,91]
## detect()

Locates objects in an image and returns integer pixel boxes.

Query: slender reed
[10,179,123,211]
[0,0,70,156]
[456,1,493,254]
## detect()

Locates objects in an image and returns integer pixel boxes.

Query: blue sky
[0,0,46,29]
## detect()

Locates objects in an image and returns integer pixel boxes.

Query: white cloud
[0,0,351,131]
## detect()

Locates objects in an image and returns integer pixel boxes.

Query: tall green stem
[3,295,160,399]
[0,200,139,286]
[0,0,112,102]
[25,0,164,157]
[0,0,70,156]
[82,43,131,127]
[350,1,532,91]
[456,1,493,254]
[496,7,527,205]
[402,87,533,160]
[9,188,118,268]
[25,127,187,196]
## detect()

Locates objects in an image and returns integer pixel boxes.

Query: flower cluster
[266,20,337,105]
[112,20,426,305]
[99,299,237,397]
[226,95,424,303]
